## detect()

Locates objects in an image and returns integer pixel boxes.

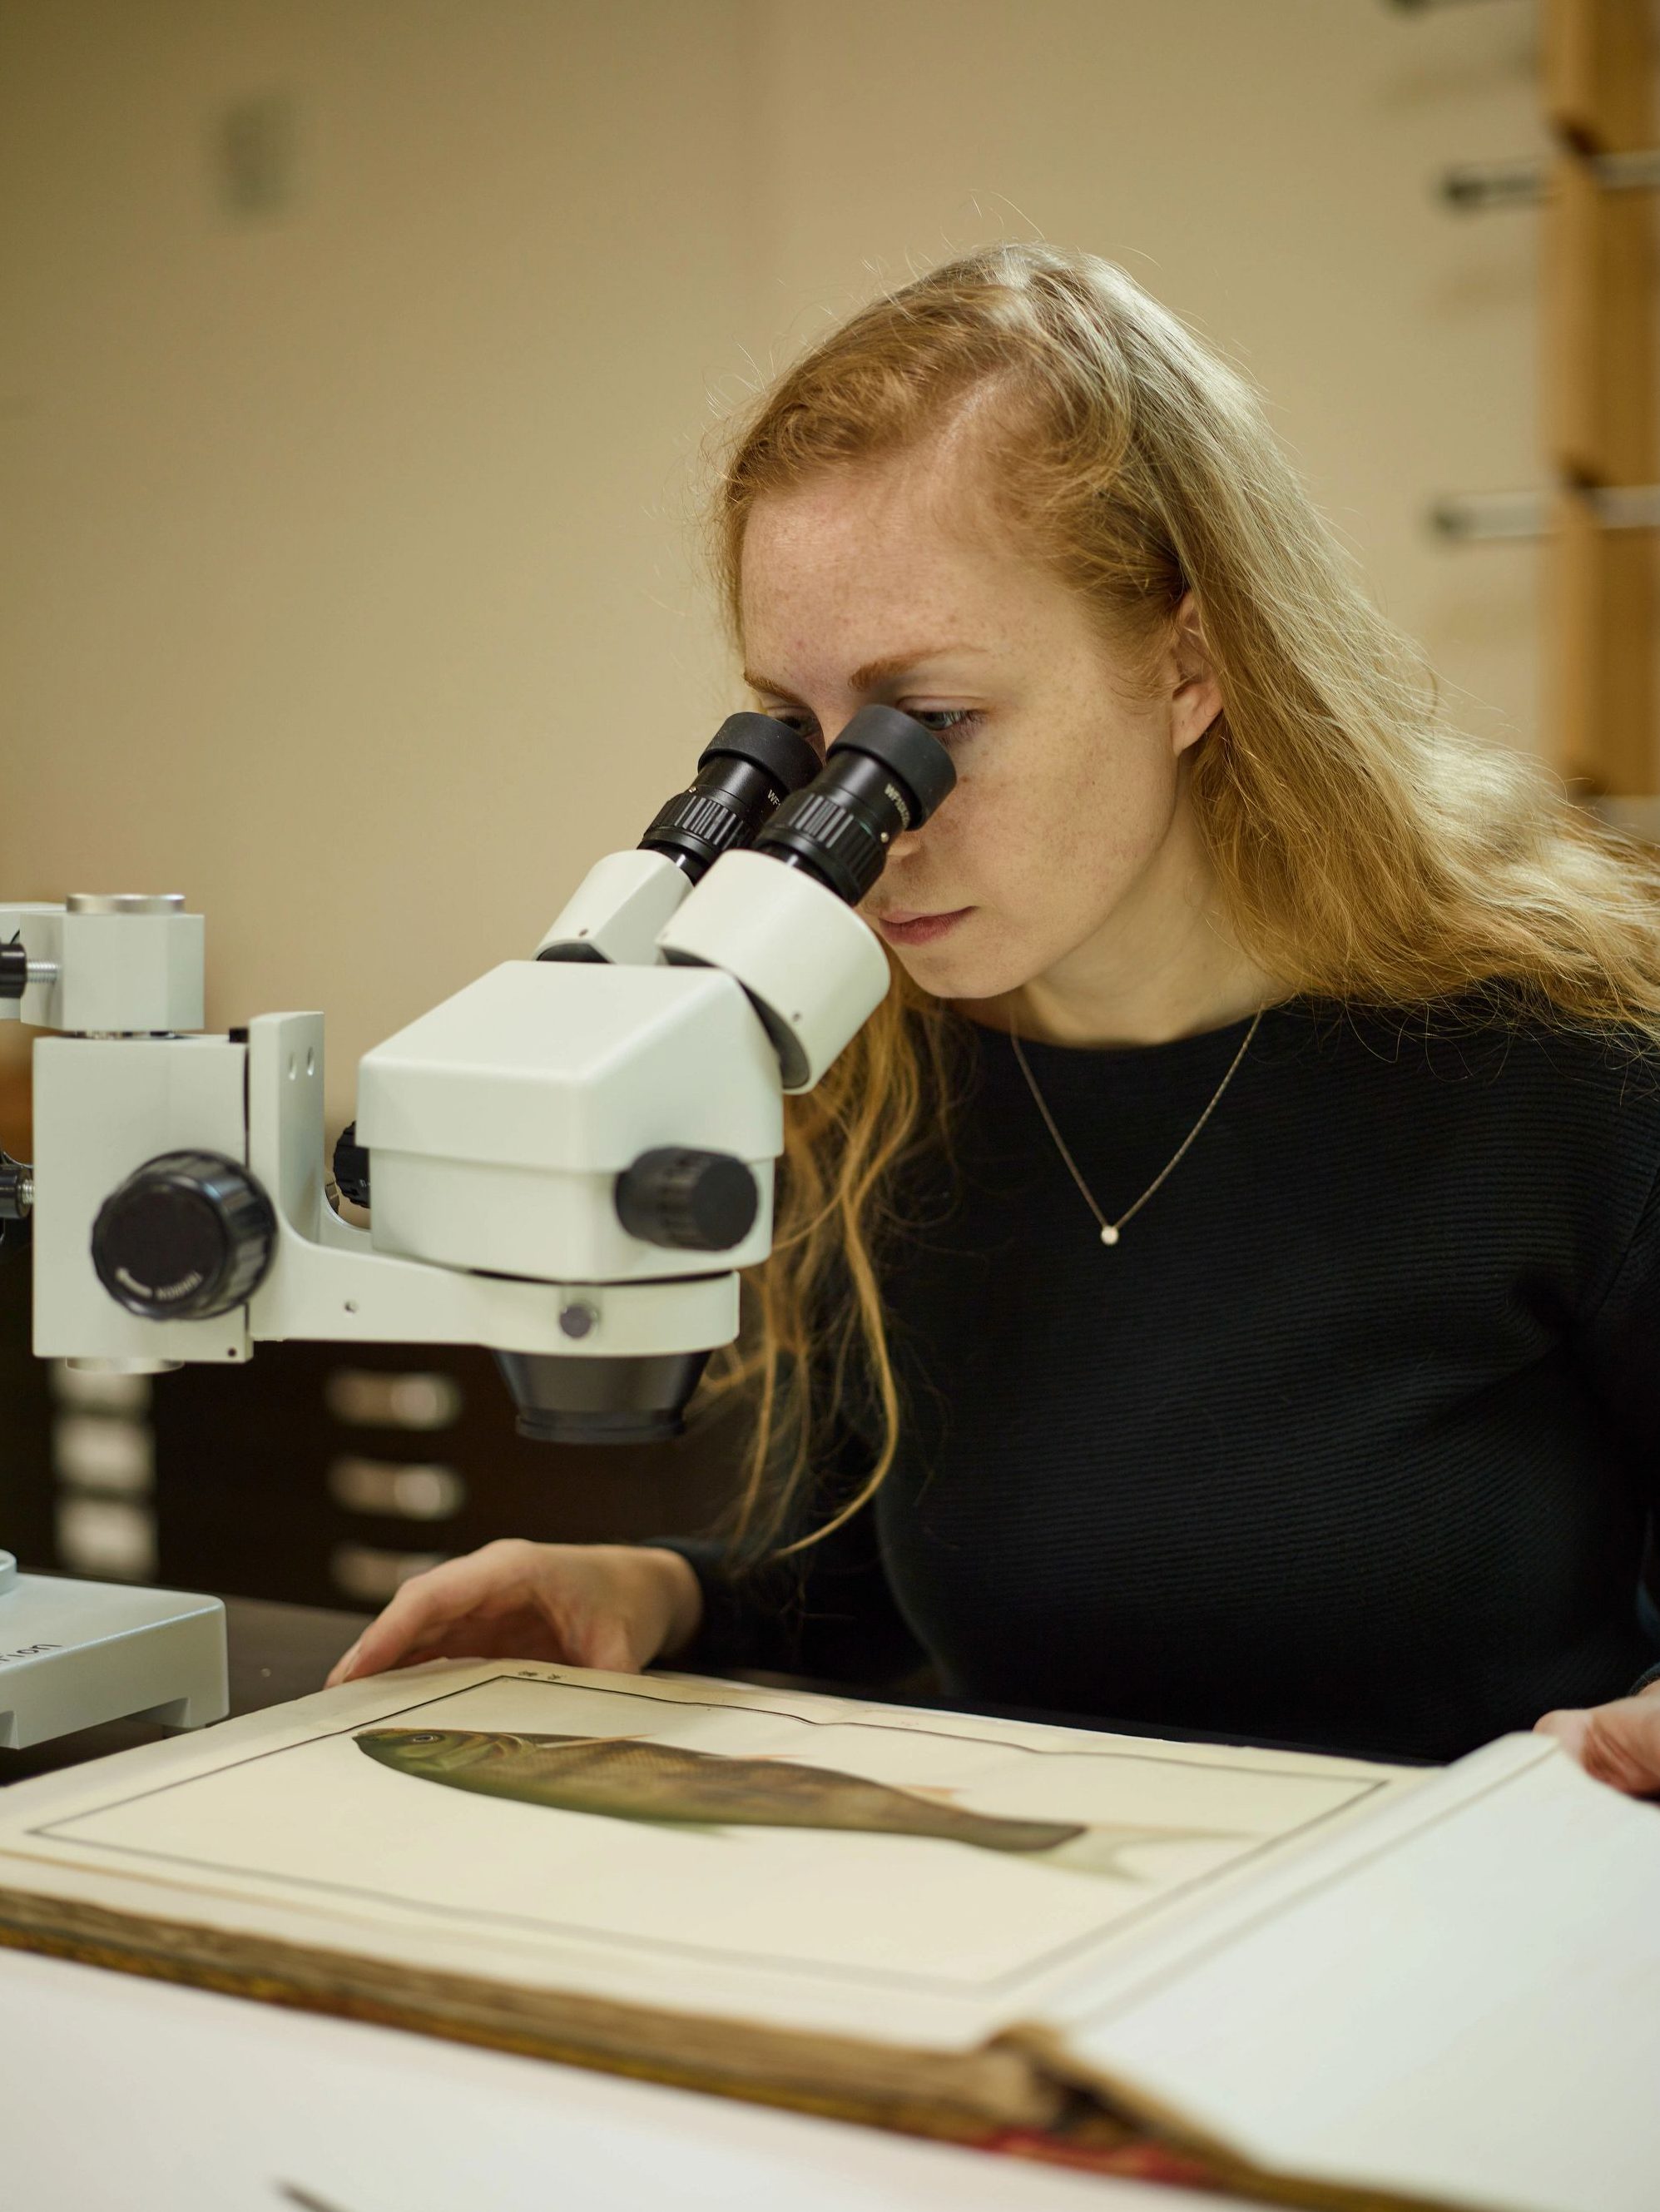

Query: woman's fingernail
[334,1640,363,1683]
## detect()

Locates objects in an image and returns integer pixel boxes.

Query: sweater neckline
[954,993,1311,1077]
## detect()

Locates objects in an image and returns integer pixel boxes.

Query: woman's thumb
[1536,1692,1660,1797]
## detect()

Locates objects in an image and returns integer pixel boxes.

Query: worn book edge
[0,1874,1462,2212]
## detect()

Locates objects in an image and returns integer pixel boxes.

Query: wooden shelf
[1539,0,1657,795]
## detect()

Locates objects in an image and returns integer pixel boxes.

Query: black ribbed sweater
[668,997,1660,1763]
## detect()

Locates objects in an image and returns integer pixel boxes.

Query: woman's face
[738,439,1221,1012]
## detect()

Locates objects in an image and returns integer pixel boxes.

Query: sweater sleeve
[651,1424,926,1687]
[1575,1164,1660,1485]
[1573,1166,1660,1691]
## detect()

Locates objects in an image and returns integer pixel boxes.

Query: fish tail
[934,1813,1087,1854]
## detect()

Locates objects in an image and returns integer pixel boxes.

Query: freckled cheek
[897,779,985,893]
[929,758,1166,940]
[1046,730,1173,867]
[919,765,1101,901]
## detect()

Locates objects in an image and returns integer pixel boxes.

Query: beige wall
[1,0,1645,1113]
[0,0,751,1112]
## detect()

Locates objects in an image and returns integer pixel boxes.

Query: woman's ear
[1169,591,1223,759]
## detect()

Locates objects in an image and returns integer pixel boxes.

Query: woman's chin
[889,925,1028,1004]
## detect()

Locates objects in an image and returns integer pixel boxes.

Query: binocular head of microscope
[492,699,958,1444]
[1,707,955,1453]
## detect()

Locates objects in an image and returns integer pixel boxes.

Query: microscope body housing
[4,843,889,1410]
[0,703,945,1744]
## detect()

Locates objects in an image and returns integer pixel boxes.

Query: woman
[330,245,1660,1792]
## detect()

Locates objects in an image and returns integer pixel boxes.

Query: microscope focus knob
[614,1148,759,1253]
[92,1151,276,1320]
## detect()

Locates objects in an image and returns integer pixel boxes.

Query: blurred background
[1,0,1655,1614]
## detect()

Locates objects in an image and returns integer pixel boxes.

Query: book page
[0,1660,1421,2049]
[1045,1738,1660,2212]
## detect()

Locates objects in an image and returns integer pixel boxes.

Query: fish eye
[404,1732,443,1743]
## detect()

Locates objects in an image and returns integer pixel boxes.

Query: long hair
[698,241,1660,1559]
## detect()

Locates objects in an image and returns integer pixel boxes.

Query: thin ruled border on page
[22,1669,1396,2001]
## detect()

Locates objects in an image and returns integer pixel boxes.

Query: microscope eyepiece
[751,706,956,905]
[638,712,820,884]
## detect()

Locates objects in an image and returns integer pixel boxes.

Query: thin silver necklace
[1009,1009,1264,1247]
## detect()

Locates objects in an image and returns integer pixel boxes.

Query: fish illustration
[354,1727,1234,1877]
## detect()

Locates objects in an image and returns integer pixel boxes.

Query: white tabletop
[0,1946,1213,2212]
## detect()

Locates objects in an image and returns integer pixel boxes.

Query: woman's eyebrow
[742,644,989,698]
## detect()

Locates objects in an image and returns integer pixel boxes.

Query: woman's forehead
[739,463,1048,674]
[744,439,997,561]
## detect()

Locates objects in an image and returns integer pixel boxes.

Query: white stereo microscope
[0,707,954,1748]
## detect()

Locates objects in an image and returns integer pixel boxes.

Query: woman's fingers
[319,1540,677,1689]
[1534,1682,1660,1798]
[327,1541,546,1685]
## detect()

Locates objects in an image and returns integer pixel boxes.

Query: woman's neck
[967,951,1279,1049]
[960,809,1286,1049]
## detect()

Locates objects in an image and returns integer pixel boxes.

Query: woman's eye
[905,708,979,739]
[757,707,979,744]
[763,710,822,746]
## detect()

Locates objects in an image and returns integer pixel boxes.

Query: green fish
[354,1727,1229,1876]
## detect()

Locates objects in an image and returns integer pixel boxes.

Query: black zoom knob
[92,1151,276,1320]
[0,1148,31,1262]
[332,1120,371,1209]
[615,1148,759,1252]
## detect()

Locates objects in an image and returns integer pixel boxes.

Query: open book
[1,1660,1655,2212]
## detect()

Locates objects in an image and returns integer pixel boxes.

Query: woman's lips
[872,908,971,948]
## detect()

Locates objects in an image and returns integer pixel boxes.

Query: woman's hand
[324,1540,704,1688]
[1534,1679,1660,1798]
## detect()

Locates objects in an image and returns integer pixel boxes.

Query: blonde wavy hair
[697,241,1660,1560]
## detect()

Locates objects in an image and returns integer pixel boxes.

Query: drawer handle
[327,1456,465,1522]
[325,1370,462,1431]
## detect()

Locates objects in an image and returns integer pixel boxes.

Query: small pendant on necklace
[1099,1223,1120,1247]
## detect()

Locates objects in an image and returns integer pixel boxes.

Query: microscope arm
[248,1010,737,1358]
[533,848,693,967]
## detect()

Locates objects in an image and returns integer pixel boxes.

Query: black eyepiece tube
[638,713,821,884]
[751,705,957,905]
